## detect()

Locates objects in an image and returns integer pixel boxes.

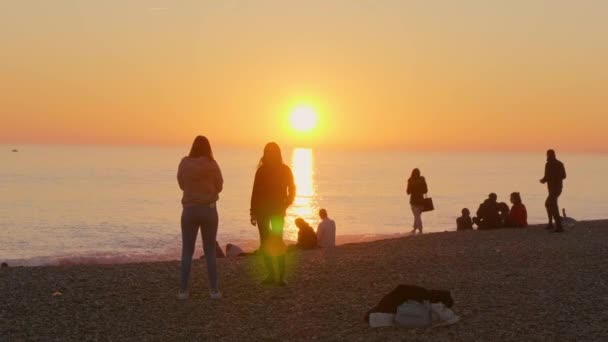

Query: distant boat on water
[11,149,18,152]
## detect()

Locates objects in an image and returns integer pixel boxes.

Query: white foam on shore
[2,232,414,267]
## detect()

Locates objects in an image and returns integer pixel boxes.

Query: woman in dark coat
[250,142,296,286]
[406,168,428,234]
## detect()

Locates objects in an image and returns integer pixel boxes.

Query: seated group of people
[293,208,337,250]
[457,192,528,230]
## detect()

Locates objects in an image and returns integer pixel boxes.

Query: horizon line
[2,141,607,155]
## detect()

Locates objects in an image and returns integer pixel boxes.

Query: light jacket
[177,156,223,207]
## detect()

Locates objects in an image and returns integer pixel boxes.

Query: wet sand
[2,220,608,341]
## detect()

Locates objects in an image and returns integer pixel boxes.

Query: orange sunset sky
[1,1,607,152]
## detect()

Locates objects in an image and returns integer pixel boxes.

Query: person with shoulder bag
[406,168,430,234]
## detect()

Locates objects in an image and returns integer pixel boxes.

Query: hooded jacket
[177,156,223,207]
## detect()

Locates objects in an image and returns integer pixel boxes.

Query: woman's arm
[250,169,261,220]
[177,159,185,190]
[214,161,224,193]
[286,167,296,207]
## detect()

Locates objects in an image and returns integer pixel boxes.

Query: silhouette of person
[456,208,474,231]
[177,136,223,300]
[406,168,428,234]
[497,202,510,227]
[506,192,528,228]
[540,149,566,232]
[474,193,501,230]
[250,142,296,286]
[294,218,318,250]
[316,208,336,248]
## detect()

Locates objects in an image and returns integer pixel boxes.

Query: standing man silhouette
[540,149,567,232]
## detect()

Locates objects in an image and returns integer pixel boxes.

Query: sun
[290,106,318,132]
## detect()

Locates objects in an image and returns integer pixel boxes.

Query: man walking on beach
[540,149,566,232]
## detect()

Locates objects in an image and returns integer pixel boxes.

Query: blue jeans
[180,204,218,291]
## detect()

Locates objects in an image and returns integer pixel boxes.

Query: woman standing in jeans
[250,142,296,286]
[406,168,428,234]
[177,136,223,300]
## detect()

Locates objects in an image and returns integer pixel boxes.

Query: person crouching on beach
[294,218,318,250]
[456,208,474,231]
[250,142,296,286]
[177,136,223,300]
[406,168,428,234]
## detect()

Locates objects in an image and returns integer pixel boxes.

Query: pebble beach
[2,221,608,341]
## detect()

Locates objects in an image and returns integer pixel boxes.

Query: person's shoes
[261,276,275,285]
[544,224,554,230]
[277,279,288,287]
[209,289,222,300]
[176,290,189,300]
[552,227,564,233]
[411,229,417,234]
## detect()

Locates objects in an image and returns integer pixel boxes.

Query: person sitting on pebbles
[505,192,528,228]
[316,208,336,248]
[456,208,474,231]
[473,193,502,230]
[294,217,318,250]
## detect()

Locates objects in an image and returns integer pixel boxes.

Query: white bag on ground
[390,301,460,329]
[430,303,460,327]
[368,313,396,328]
[395,300,433,328]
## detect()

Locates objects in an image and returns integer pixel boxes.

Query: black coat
[543,159,566,189]
[407,177,428,206]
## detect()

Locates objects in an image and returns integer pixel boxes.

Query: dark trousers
[255,214,285,280]
[180,205,219,291]
[545,187,562,228]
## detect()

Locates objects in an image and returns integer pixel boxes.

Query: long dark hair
[409,168,421,181]
[510,192,522,205]
[188,136,214,160]
[258,142,283,168]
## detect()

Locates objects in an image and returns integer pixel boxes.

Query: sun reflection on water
[286,148,318,241]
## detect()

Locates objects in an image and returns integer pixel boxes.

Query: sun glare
[290,106,318,132]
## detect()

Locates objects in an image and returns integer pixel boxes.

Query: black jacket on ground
[365,285,454,322]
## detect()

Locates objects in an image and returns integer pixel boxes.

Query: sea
[1,144,606,266]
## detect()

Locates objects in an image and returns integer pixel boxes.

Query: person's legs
[269,215,286,282]
[548,188,563,231]
[180,206,200,291]
[200,206,219,291]
[545,195,554,228]
[256,215,275,281]
[411,205,423,233]
[257,216,269,250]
